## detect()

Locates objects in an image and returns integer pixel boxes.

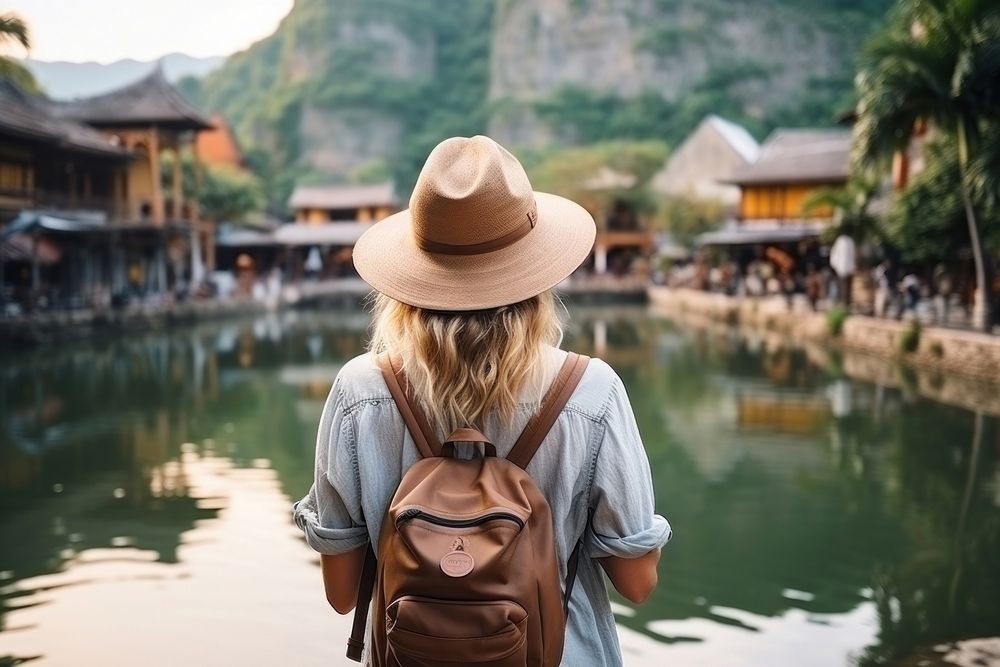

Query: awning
[1,210,188,240]
[697,221,828,246]
[273,221,370,246]
[216,227,278,248]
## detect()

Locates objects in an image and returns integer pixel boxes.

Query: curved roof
[0,79,130,159]
[54,65,213,131]
[288,182,399,211]
[726,129,851,185]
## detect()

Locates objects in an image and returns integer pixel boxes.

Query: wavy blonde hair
[368,290,563,433]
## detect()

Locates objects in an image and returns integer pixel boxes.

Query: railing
[0,188,122,220]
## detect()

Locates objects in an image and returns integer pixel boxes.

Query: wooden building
[216,182,401,282]
[0,67,214,313]
[699,128,850,249]
[289,182,398,224]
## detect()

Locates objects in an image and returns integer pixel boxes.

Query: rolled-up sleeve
[586,371,672,559]
[292,376,369,555]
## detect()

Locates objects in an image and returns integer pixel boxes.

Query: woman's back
[294,345,671,666]
[293,135,669,666]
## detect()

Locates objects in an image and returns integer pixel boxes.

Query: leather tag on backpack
[440,549,475,577]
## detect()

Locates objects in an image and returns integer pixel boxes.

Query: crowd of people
[663,244,978,327]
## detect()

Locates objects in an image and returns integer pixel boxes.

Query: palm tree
[0,14,30,50]
[0,13,39,93]
[853,0,1000,331]
[804,176,884,245]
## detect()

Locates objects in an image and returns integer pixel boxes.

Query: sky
[4,0,294,63]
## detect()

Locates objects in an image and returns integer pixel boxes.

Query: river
[1,306,997,666]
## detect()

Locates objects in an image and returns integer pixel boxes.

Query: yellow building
[700,128,850,248]
[728,129,850,225]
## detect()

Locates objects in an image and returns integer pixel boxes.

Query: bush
[826,305,849,337]
[899,320,922,354]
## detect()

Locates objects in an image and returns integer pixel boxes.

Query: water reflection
[0,307,997,666]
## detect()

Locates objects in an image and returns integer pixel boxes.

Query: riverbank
[0,298,271,347]
[648,287,1000,415]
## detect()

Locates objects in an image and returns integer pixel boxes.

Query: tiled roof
[288,182,399,211]
[0,79,130,158]
[726,129,851,185]
[53,65,212,130]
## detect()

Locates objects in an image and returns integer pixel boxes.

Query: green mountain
[187,0,892,209]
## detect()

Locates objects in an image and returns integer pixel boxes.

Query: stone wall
[648,287,1000,383]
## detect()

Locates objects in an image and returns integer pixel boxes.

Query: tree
[887,136,1000,264]
[161,151,266,223]
[650,195,727,246]
[804,175,885,245]
[521,140,669,222]
[0,13,40,93]
[852,0,1000,330]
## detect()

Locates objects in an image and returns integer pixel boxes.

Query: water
[1,306,998,666]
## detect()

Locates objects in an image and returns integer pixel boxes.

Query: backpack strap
[346,545,378,662]
[350,354,440,661]
[506,352,590,470]
[376,352,441,459]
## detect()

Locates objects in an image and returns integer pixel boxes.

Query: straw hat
[353,135,596,311]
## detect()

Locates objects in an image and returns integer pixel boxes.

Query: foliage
[520,141,668,221]
[0,14,29,50]
[898,319,921,353]
[650,195,727,245]
[161,152,266,223]
[826,304,849,336]
[853,0,1000,328]
[0,13,40,93]
[887,136,1000,264]
[188,0,897,210]
[804,176,885,244]
[194,0,494,210]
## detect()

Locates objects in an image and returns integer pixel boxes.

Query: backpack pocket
[385,596,528,666]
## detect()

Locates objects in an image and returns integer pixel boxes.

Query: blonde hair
[368,290,563,433]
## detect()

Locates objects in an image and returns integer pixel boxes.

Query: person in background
[932,263,953,325]
[872,260,892,318]
[899,269,922,317]
[805,264,822,312]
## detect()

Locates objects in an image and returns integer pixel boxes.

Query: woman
[293,136,671,666]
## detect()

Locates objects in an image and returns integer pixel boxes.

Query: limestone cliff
[190,0,889,206]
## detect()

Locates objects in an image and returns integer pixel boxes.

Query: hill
[188,0,892,208]
[24,53,224,100]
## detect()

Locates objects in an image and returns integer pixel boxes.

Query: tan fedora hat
[353,136,596,311]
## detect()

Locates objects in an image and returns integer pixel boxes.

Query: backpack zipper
[395,507,525,530]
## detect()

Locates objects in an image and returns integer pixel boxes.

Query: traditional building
[700,128,851,248]
[288,182,398,223]
[0,67,214,313]
[195,114,246,171]
[54,65,213,226]
[216,182,401,283]
[0,79,133,309]
[650,115,760,208]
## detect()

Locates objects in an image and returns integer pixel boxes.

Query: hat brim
[353,191,596,311]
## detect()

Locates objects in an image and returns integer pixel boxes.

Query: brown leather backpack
[346,352,591,666]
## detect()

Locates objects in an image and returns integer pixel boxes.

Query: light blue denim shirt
[293,346,672,666]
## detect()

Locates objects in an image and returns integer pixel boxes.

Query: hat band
[414,203,538,256]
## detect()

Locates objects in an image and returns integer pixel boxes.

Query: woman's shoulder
[331,352,390,406]
[561,350,625,422]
